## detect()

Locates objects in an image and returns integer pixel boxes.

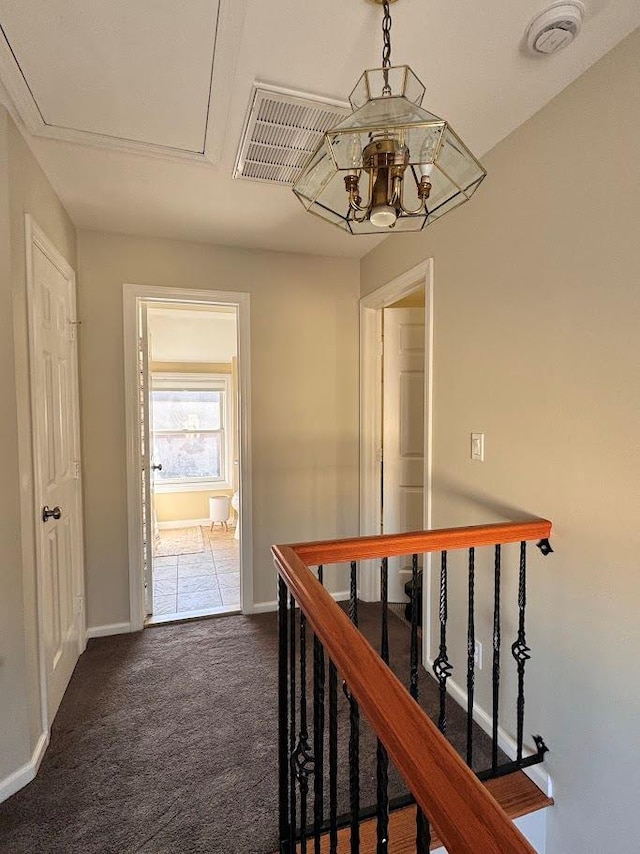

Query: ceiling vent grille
[234,84,350,185]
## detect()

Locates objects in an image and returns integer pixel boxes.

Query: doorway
[123,286,253,631]
[359,260,433,628]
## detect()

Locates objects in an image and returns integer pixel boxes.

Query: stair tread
[290,770,553,852]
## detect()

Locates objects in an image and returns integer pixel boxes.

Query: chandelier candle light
[293,0,486,234]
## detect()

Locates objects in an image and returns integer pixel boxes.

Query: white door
[27,219,84,724]
[382,307,426,602]
[138,303,154,617]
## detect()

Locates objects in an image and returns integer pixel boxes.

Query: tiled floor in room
[151,525,240,621]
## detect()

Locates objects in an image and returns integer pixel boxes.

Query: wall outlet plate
[471,432,485,461]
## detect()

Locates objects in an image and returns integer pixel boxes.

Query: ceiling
[0,0,638,259]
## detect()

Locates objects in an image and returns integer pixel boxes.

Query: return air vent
[233,83,350,185]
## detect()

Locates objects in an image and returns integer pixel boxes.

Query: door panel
[382,308,426,602]
[30,229,84,724]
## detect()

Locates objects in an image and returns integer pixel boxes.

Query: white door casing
[123,285,253,630]
[382,307,426,602]
[26,216,85,726]
[138,303,154,617]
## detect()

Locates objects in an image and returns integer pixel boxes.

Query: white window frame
[151,372,232,493]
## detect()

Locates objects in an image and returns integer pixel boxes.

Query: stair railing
[273,519,553,854]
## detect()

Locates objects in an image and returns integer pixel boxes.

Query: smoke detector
[526,2,584,55]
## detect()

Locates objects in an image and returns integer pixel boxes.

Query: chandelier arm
[398,197,428,216]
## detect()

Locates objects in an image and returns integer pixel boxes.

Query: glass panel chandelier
[293,0,486,234]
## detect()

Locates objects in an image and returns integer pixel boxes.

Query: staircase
[273,520,554,853]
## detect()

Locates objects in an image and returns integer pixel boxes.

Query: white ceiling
[0,0,638,259]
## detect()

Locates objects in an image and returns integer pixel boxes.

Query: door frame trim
[123,284,253,630]
[25,214,86,734]
[359,260,434,611]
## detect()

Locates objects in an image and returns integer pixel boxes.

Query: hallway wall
[0,104,77,791]
[76,231,360,628]
[360,29,640,854]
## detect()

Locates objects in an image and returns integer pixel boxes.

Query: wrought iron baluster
[409,553,431,852]
[288,592,297,851]
[278,577,290,851]
[466,547,475,768]
[492,545,502,773]
[348,561,360,853]
[376,557,390,853]
[293,613,314,853]
[328,660,338,854]
[511,541,531,764]
[409,553,419,699]
[313,567,325,853]
[432,551,452,734]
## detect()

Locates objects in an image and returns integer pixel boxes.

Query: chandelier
[293,0,486,234]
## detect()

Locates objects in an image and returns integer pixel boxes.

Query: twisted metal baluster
[376,557,390,853]
[278,577,290,851]
[293,613,314,853]
[466,547,476,768]
[492,545,502,773]
[288,592,297,849]
[348,561,360,853]
[313,567,325,853]
[410,554,431,852]
[432,551,452,733]
[328,660,338,854]
[511,542,531,763]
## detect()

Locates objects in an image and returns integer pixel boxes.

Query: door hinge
[68,320,80,341]
[74,595,84,615]
[73,460,81,479]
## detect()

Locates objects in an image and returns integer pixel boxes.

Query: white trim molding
[123,285,253,630]
[86,623,133,640]
[250,590,351,615]
[0,731,48,804]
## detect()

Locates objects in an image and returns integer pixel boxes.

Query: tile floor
[151,525,240,622]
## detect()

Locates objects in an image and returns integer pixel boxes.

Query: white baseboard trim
[425,655,552,798]
[0,730,48,804]
[86,622,133,639]
[157,518,211,530]
[249,590,351,615]
[249,599,277,614]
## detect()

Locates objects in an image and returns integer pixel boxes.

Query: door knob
[151,463,163,471]
[42,506,62,522]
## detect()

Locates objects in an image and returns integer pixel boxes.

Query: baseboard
[248,599,277,614]
[86,622,133,639]
[249,590,351,615]
[425,655,552,798]
[0,730,48,804]
[156,518,211,530]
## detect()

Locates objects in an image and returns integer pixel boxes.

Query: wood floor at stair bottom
[290,770,553,853]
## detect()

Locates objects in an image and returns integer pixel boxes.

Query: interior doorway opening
[144,303,241,623]
[124,286,253,631]
[359,260,433,637]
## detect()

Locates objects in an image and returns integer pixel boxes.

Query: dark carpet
[0,605,498,853]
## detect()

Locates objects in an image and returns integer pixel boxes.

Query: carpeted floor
[0,605,499,853]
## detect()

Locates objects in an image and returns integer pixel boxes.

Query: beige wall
[0,107,77,784]
[361,29,640,854]
[76,231,360,626]
[154,489,232,524]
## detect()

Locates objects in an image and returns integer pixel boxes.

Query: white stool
[209,496,231,531]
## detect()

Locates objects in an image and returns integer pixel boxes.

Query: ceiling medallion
[293,0,486,234]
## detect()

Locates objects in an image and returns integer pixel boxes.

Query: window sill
[153,480,232,494]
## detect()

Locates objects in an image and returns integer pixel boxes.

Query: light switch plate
[471,432,485,461]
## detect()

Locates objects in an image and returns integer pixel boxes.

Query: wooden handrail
[290,519,552,565]
[273,520,552,854]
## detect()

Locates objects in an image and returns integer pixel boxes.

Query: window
[151,374,231,491]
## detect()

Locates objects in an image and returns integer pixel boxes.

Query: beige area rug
[154,526,205,557]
